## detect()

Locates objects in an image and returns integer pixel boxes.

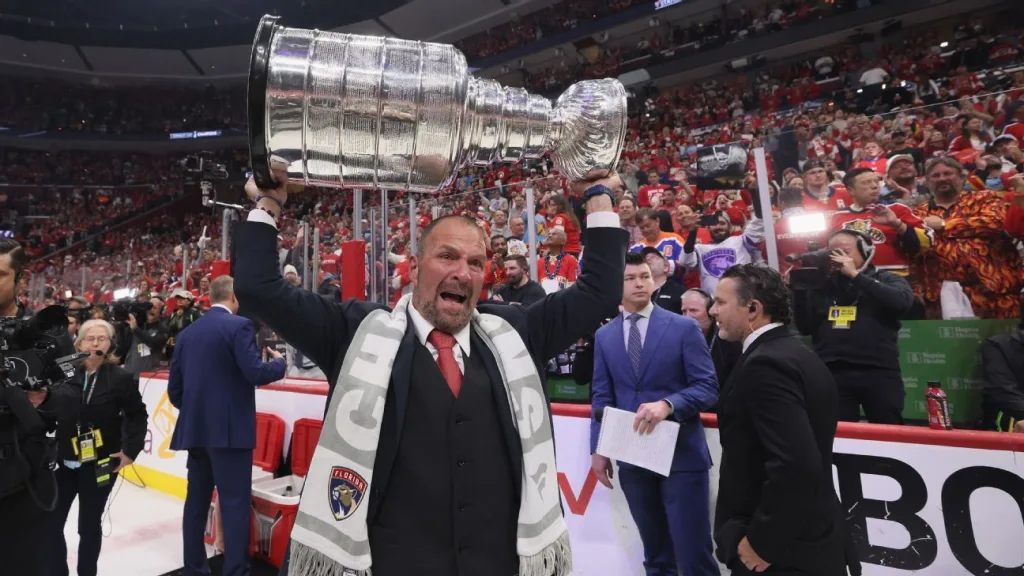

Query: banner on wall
[135,376,1024,575]
[554,415,1024,575]
[692,143,749,190]
[137,376,189,477]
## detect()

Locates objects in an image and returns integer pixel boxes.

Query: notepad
[596,406,680,477]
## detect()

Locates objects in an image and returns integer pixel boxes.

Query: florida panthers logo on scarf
[328,467,367,521]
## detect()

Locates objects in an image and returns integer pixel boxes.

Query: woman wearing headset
[48,319,148,576]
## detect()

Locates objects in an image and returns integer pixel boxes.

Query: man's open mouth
[440,291,467,304]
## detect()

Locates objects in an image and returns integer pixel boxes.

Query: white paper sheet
[596,406,680,477]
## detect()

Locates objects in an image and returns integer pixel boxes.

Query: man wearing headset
[681,288,743,389]
[792,228,914,424]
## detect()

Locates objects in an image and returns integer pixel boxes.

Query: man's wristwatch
[583,184,616,205]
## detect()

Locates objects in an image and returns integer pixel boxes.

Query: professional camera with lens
[786,243,843,291]
[182,153,228,181]
[110,299,153,327]
[0,306,86,391]
[0,305,88,506]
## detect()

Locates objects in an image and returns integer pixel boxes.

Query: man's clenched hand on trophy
[245,160,290,220]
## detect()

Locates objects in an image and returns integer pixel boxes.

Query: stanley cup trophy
[247,15,628,192]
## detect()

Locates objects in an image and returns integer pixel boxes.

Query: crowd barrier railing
[131,370,1024,575]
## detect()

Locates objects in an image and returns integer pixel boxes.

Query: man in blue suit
[169,275,287,576]
[591,251,720,576]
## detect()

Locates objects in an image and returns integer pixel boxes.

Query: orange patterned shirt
[911,190,1024,319]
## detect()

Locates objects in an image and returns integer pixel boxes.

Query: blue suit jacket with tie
[168,307,287,450]
[590,305,719,472]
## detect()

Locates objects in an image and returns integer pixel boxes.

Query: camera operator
[123,297,168,385]
[48,319,147,576]
[0,239,79,574]
[166,289,202,359]
[792,230,913,424]
[66,297,91,340]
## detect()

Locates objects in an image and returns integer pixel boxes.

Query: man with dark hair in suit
[237,166,627,576]
[710,263,856,576]
[591,251,720,575]
[169,275,287,576]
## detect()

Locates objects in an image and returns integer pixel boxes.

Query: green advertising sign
[548,378,590,403]
[898,320,1019,424]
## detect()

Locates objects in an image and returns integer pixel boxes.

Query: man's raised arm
[232,170,351,375]
[527,172,628,361]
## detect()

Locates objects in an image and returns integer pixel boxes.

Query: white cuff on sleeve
[586,211,620,229]
[247,209,278,230]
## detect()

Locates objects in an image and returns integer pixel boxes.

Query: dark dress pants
[47,463,114,576]
[832,368,905,425]
[618,463,720,576]
[182,447,253,576]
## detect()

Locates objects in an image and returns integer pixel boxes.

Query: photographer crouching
[792,230,913,424]
[0,239,80,573]
[118,298,168,386]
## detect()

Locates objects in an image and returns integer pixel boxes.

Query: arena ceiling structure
[0,0,563,80]
[0,0,1001,85]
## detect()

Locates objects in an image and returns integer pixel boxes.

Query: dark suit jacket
[168,306,287,450]
[232,219,627,525]
[56,364,148,463]
[590,306,718,472]
[651,279,685,315]
[714,326,848,576]
[709,323,743,388]
[979,330,1024,431]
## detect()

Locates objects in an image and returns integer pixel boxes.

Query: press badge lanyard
[829,294,860,330]
[73,370,103,463]
[82,370,98,407]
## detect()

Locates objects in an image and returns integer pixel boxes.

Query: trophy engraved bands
[248,15,627,193]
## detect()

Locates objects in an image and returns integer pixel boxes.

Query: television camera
[785,243,844,290]
[0,306,87,393]
[182,154,229,182]
[110,299,153,328]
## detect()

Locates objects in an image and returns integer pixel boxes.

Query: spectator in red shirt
[545,195,582,257]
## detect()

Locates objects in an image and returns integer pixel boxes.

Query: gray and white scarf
[288,293,572,576]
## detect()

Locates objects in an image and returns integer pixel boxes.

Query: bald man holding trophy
[229,15,629,576]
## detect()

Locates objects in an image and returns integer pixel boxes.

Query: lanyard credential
[74,369,104,462]
[83,370,98,406]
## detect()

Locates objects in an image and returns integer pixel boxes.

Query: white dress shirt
[621,301,655,348]
[742,322,784,353]
[211,303,232,315]
[407,301,472,375]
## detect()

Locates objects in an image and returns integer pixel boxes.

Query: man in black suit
[709,264,854,576]
[235,168,627,576]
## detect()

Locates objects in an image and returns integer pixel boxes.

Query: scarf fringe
[519,530,573,576]
[288,542,371,576]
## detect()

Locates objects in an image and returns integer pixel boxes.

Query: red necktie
[428,330,462,398]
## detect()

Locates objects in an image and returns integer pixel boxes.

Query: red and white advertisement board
[136,374,1024,575]
[554,404,1024,576]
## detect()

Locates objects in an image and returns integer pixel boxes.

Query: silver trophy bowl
[248,15,627,193]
